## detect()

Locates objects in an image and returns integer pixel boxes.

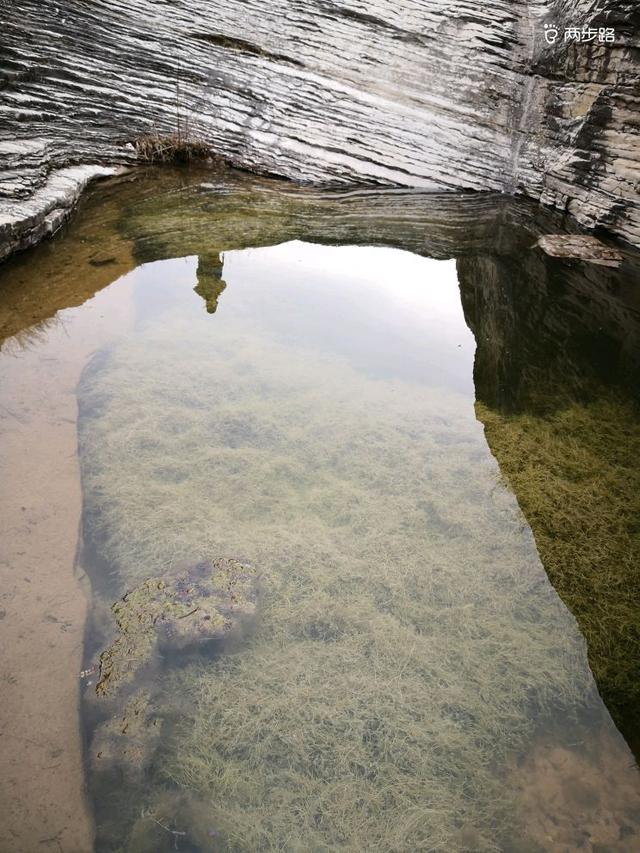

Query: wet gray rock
[0,163,120,261]
[0,1,638,254]
[536,234,623,266]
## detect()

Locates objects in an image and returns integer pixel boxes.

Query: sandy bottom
[0,280,133,853]
[510,725,640,851]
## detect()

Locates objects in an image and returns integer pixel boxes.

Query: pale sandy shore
[0,279,132,853]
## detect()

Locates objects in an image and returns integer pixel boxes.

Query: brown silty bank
[0,206,135,852]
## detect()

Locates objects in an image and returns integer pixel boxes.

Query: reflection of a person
[194,253,227,313]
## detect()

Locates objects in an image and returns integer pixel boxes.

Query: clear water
[0,169,639,852]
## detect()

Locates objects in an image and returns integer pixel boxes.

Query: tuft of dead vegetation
[133,63,220,165]
[133,132,216,164]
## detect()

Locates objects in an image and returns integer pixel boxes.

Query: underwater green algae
[77,299,597,851]
[478,395,640,755]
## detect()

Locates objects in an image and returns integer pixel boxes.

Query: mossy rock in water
[91,690,161,781]
[96,558,259,697]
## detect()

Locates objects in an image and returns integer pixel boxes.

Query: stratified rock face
[517,0,640,245]
[0,0,638,254]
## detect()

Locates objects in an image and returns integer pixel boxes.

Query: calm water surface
[0,169,639,852]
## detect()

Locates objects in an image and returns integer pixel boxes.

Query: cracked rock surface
[0,0,638,253]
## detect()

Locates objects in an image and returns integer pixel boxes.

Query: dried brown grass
[133,132,216,164]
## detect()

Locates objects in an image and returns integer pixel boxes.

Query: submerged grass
[478,396,640,751]
[78,312,595,851]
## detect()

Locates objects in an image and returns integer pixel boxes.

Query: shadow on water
[1,166,639,850]
[459,247,640,759]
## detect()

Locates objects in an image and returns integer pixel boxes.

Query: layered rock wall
[0,0,638,256]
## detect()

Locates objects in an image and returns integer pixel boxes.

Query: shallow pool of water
[1,168,639,852]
